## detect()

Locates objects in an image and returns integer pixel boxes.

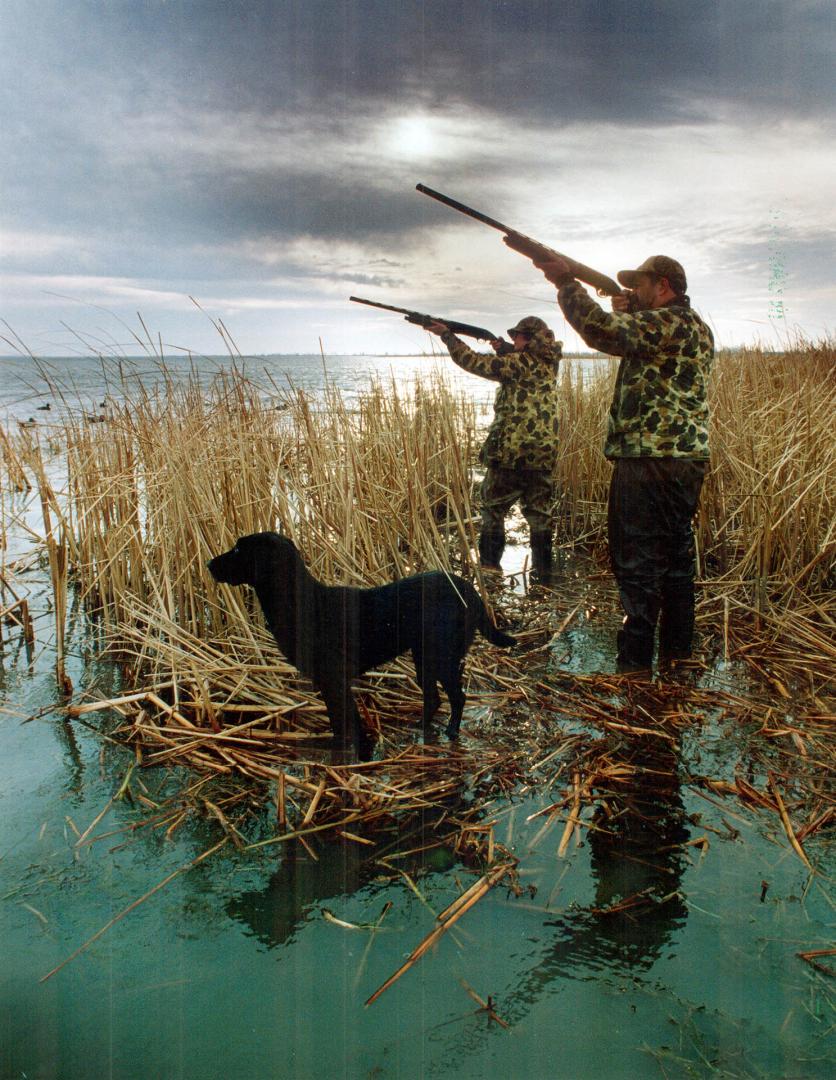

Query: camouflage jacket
[441,328,561,469]
[558,281,714,459]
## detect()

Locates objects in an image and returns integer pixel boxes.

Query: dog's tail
[478,605,517,648]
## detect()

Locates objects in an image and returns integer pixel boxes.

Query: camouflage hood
[522,328,562,372]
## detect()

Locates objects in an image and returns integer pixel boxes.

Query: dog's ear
[268,531,296,551]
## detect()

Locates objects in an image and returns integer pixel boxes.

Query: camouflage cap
[507,315,549,337]
[617,256,687,294]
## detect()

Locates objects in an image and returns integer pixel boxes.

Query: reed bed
[556,341,836,591]
[0,341,832,871]
[48,365,483,638]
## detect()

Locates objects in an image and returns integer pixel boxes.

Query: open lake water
[0,354,832,1079]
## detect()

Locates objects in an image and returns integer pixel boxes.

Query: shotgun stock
[416,183,623,298]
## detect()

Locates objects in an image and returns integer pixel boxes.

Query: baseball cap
[617,256,687,294]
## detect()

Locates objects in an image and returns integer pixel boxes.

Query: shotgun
[349,296,501,342]
[415,183,623,298]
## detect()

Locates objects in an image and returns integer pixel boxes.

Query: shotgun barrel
[415,183,623,298]
[349,295,499,342]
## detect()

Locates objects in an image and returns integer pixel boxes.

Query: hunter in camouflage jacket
[439,328,562,470]
[557,281,714,460]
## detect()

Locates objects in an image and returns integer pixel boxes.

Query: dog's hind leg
[439,659,467,740]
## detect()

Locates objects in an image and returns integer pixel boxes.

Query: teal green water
[1,582,832,1080]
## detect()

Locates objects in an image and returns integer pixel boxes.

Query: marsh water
[0,355,832,1079]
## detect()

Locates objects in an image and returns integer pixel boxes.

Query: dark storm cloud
[1,150,439,277]
[4,1,833,235]
[4,1,833,127]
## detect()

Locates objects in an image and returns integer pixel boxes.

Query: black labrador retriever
[207,532,516,756]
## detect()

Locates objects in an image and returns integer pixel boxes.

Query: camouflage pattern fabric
[440,328,561,469]
[557,281,714,459]
[481,464,556,532]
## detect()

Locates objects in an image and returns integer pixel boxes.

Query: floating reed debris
[796,948,835,978]
[459,979,511,1029]
[365,861,515,1007]
[40,837,229,983]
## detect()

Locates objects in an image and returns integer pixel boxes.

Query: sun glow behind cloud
[384,114,440,161]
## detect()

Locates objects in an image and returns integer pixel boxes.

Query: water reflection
[226,840,378,949]
[54,717,86,797]
[226,809,458,951]
[519,699,690,1002]
[562,736,687,969]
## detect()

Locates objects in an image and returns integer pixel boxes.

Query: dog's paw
[356,735,377,762]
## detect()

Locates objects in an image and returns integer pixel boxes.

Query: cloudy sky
[1,0,833,356]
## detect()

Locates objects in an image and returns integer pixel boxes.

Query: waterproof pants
[479,465,556,570]
[608,458,706,669]
[481,465,555,534]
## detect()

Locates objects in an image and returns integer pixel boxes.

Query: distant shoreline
[0,351,612,361]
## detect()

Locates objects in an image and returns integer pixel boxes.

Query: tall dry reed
[26,365,480,667]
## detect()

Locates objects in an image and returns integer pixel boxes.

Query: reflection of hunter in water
[521,724,689,999]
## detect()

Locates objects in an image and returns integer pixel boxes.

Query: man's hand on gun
[424,321,449,336]
[503,234,632,310]
[534,255,576,288]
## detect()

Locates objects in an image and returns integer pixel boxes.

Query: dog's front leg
[421,688,442,735]
[320,681,373,761]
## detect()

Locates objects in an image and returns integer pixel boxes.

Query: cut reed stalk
[364,861,514,1006]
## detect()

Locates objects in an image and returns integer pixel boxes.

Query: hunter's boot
[658,582,696,662]
[529,530,555,583]
[478,526,505,570]
[615,590,658,674]
[615,626,653,676]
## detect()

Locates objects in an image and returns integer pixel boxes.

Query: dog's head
[207,531,299,588]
